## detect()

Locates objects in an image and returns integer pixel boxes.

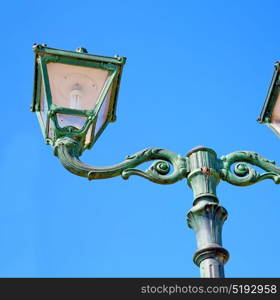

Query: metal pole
[186,146,229,278]
[54,139,280,277]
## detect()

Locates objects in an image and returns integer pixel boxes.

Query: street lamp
[31,45,280,278]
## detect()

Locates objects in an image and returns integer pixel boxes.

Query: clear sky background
[1,0,280,277]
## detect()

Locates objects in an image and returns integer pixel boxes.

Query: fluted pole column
[186,146,229,278]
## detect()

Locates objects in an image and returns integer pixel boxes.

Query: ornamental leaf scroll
[56,139,189,184]
[219,151,280,186]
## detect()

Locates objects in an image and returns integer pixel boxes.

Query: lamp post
[31,44,280,278]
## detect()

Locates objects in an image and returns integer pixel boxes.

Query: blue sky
[1,0,280,277]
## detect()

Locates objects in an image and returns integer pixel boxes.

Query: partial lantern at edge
[258,62,280,138]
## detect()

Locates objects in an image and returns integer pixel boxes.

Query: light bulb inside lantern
[70,84,82,109]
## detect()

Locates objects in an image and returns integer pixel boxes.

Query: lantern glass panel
[271,92,280,133]
[39,80,48,127]
[94,87,112,136]
[85,124,93,147]
[47,62,109,110]
[48,119,55,139]
[56,113,87,129]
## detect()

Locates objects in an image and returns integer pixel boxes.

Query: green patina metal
[54,138,280,188]
[52,138,280,278]
[31,46,280,278]
[53,137,189,184]
[220,150,280,186]
[31,44,126,151]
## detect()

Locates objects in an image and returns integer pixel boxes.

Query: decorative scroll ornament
[219,151,280,186]
[54,138,189,184]
[54,138,280,187]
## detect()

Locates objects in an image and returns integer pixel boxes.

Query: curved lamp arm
[54,137,189,184]
[54,138,280,187]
